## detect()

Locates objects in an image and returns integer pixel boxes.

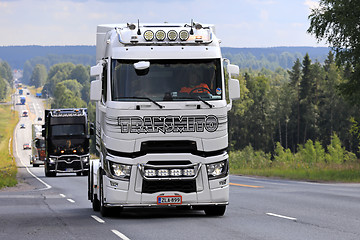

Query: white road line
[111,230,131,240]
[14,128,52,191]
[60,194,66,198]
[91,215,105,223]
[266,212,297,221]
[67,198,75,203]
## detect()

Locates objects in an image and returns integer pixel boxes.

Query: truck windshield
[51,125,85,136]
[111,59,222,102]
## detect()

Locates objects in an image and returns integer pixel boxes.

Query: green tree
[29,64,47,88]
[308,0,360,106]
[0,77,8,101]
[69,65,89,85]
[0,61,13,85]
[42,63,75,97]
[52,80,86,109]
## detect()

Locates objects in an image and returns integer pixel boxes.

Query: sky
[0,0,327,48]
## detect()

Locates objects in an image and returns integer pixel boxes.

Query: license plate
[157,195,182,205]
[65,168,73,172]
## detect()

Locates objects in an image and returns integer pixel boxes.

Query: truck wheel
[204,205,226,216]
[100,176,110,217]
[92,194,100,211]
[44,163,56,177]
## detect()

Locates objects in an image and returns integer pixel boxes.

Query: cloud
[304,0,319,11]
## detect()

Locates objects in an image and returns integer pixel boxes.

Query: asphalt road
[1,90,360,240]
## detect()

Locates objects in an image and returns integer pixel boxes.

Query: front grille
[57,160,82,170]
[142,179,196,194]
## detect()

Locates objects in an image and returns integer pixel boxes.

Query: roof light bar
[155,30,166,41]
[143,30,154,41]
[167,30,178,41]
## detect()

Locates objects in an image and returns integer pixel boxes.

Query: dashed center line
[266,212,297,221]
[91,215,105,223]
[111,230,131,240]
[60,194,66,198]
[67,198,75,203]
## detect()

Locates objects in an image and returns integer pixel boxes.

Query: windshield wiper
[177,96,213,108]
[115,97,163,109]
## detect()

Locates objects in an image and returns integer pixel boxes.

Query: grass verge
[0,105,19,189]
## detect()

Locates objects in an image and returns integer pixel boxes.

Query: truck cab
[43,108,91,177]
[89,21,240,216]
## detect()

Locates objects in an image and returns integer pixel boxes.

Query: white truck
[88,21,240,217]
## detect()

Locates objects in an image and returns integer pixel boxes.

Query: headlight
[109,162,131,179]
[206,160,228,180]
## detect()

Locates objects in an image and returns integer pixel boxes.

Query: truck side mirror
[90,62,103,101]
[227,64,239,78]
[90,80,102,101]
[229,78,240,100]
[90,123,95,136]
[225,61,241,111]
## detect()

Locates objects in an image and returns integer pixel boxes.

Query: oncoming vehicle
[43,108,91,177]
[23,143,31,150]
[88,21,240,217]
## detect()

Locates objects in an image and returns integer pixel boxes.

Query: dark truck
[42,108,91,177]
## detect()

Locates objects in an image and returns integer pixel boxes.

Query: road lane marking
[230,183,263,188]
[266,212,297,221]
[67,198,75,203]
[60,194,66,198]
[111,230,131,240]
[14,120,52,191]
[91,215,105,223]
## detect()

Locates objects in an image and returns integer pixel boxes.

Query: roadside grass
[0,105,19,189]
[230,163,360,183]
[229,138,360,183]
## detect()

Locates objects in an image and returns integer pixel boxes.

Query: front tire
[44,162,56,177]
[99,175,110,217]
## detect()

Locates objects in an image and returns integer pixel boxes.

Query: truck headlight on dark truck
[206,159,229,180]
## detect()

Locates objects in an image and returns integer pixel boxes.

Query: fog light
[183,169,195,176]
[144,169,156,177]
[170,169,182,176]
[157,169,169,176]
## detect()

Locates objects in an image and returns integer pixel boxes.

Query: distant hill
[0,45,331,74]
[0,46,96,69]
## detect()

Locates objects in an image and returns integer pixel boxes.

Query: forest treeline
[0,46,330,84]
[0,61,13,101]
[230,51,360,156]
[22,50,360,159]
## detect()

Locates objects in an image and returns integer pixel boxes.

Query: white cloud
[304,0,319,12]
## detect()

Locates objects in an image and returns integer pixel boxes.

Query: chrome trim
[48,154,89,173]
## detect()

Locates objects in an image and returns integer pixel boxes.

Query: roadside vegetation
[0,105,18,189]
[229,133,360,182]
